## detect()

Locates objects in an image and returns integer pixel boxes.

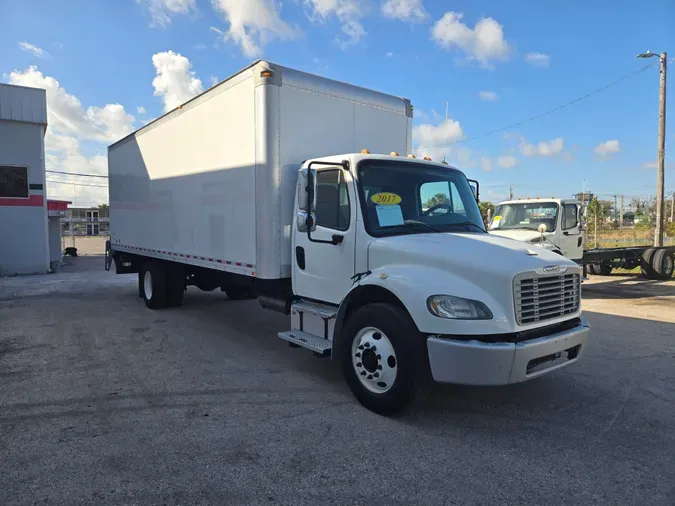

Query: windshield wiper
[448,221,485,232]
[373,220,441,234]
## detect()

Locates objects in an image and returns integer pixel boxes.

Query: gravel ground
[0,257,673,505]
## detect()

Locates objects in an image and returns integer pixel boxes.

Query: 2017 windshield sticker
[371,192,402,205]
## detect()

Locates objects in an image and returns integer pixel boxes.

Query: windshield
[357,160,485,237]
[489,202,559,232]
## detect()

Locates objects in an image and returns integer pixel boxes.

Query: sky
[1,0,674,206]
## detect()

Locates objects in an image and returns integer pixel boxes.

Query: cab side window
[315,169,350,231]
[562,204,578,230]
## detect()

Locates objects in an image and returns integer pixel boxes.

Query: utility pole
[670,191,674,223]
[655,52,667,246]
[509,185,514,200]
[619,194,624,228]
[614,195,618,226]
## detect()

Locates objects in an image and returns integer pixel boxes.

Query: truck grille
[514,272,580,325]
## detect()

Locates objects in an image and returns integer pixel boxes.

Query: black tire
[651,248,674,280]
[340,303,430,416]
[141,262,168,310]
[224,286,253,300]
[597,263,612,276]
[165,263,185,307]
[640,248,657,279]
[138,271,144,298]
[588,264,599,275]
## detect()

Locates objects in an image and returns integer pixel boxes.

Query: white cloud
[211,0,299,57]
[195,43,207,50]
[304,0,368,49]
[594,139,620,159]
[642,161,658,169]
[137,0,196,27]
[8,65,134,143]
[519,136,567,158]
[478,90,498,101]
[480,157,492,172]
[18,42,50,59]
[431,11,510,68]
[381,0,428,22]
[497,155,517,169]
[385,51,394,57]
[210,75,219,86]
[524,52,550,68]
[137,106,147,114]
[151,50,204,112]
[412,118,471,164]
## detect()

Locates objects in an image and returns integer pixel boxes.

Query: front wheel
[340,303,430,416]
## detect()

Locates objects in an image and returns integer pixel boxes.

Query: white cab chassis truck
[489,198,674,280]
[106,61,590,415]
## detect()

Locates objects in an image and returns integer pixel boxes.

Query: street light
[636,50,667,247]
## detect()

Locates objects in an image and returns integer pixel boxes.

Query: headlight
[426,295,493,320]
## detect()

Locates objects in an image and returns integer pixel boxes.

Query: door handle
[331,234,344,245]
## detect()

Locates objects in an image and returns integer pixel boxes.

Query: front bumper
[426,317,590,385]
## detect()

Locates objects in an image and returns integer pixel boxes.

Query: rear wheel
[165,263,185,307]
[651,249,674,280]
[588,264,599,275]
[340,303,430,416]
[142,262,167,309]
[640,248,657,279]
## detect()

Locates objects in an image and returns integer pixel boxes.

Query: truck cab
[487,198,586,260]
[287,154,589,414]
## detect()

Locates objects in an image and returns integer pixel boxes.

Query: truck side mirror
[467,179,480,202]
[297,168,317,233]
[297,168,317,212]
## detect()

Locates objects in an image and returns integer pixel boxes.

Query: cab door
[558,203,583,259]
[292,167,356,304]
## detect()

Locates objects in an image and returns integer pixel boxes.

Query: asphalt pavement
[0,257,673,505]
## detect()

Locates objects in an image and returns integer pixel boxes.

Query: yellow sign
[371,192,402,205]
[492,215,502,221]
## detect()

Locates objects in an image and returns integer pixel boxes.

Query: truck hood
[368,232,572,277]
[488,229,547,243]
[366,232,580,334]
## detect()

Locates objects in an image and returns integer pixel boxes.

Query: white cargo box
[108,60,413,280]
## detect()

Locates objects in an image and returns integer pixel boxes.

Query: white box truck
[488,197,674,279]
[106,61,590,415]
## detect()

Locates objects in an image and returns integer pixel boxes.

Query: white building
[0,83,66,275]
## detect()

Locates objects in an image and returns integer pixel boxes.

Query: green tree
[479,201,495,223]
[586,197,610,247]
[424,193,449,209]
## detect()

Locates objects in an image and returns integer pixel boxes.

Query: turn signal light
[260,70,272,77]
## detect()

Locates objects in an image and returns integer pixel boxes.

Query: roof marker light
[407,154,416,158]
[390,151,399,156]
[361,149,370,154]
[423,156,432,161]
[441,160,448,165]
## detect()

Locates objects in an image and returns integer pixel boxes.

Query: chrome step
[278,330,332,357]
[291,301,338,319]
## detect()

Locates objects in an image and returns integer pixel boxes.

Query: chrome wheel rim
[144,270,153,299]
[351,326,397,394]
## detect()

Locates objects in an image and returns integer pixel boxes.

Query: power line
[423,60,659,149]
[46,179,108,188]
[46,170,108,178]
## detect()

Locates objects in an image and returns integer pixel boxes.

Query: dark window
[562,204,578,230]
[0,166,29,198]
[315,169,350,231]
